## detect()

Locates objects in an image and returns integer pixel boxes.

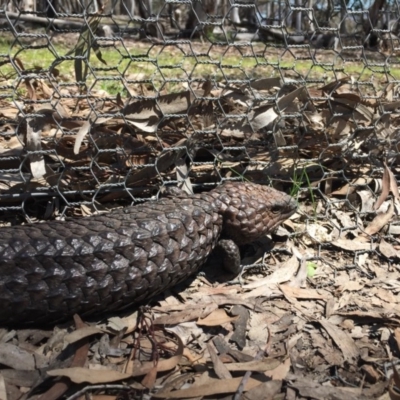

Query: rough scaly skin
[0,182,297,325]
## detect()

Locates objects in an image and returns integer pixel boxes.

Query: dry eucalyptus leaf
[225,358,280,372]
[197,308,238,327]
[331,238,376,251]
[153,376,265,398]
[379,239,400,259]
[207,342,232,380]
[319,319,359,363]
[47,367,131,384]
[365,200,394,235]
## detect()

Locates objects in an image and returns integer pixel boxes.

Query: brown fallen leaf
[225,358,280,372]
[213,337,254,363]
[0,343,37,371]
[337,310,400,324]
[289,375,363,400]
[374,162,399,210]
[105,311,139,334]
[0,374,6,400]
[153,376,267,398]
[243,379,282,400]
[279,284,328,300]
[394,328,400,353]
[341,281,364,292]
[389,361,400,400]
[365,200,394,235]
[122,90,196,133]
[197,308,238,326]
[197,294,264,312]
[207,342,232,380]
[38,315,91,400]
[249,87,305,131]
[230,305,249,350]
[47,367,131,384]
[319,319,359,363]
[154,303,218,325]
[331,177,371,196]
[361,364,380,383]
[331,237,376,251]
[243,255,299,298]
[125,330,184,377]
[379,238,400,259]
[264,357,291,380]
[141,365,158,389]
[0,369,40,387]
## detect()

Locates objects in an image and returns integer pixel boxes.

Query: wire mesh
[0,0,399,232]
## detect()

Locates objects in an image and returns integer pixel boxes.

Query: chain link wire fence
[0,0,399,242]
[2,2,400,394]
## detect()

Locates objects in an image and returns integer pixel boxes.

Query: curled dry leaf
[122,91,196,133]
[374,163,399,210]
[365,200,394,235]
[302,223,332,244]
[26,116,46,179]
[73,120,92,155]
[46,367,131,384]
[105,311,139,334]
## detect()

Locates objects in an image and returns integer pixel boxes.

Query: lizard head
[211,181,297,245]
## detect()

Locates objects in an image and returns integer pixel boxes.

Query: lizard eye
[270,205,282,214]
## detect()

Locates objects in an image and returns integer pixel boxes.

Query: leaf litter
[2,42,400,400]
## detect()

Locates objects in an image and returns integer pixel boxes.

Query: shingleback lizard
[0,181,297,325]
